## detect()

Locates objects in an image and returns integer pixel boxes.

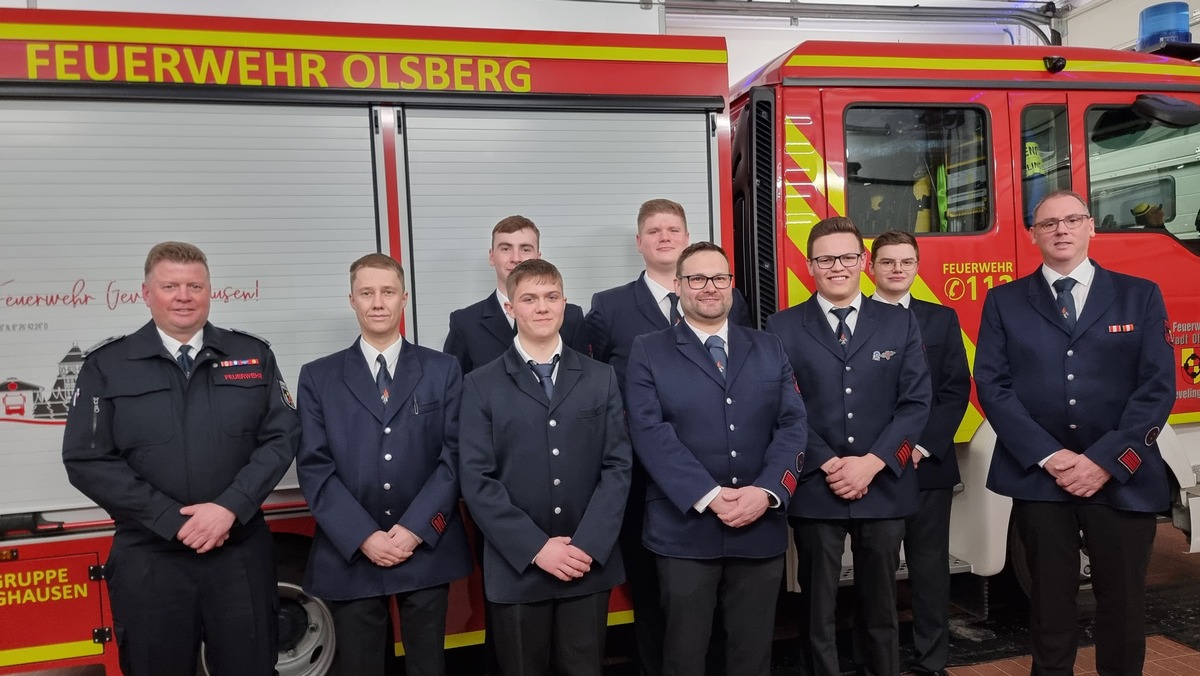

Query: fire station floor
[439,520,1200,675]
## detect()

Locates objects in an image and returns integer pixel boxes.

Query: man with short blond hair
[63,241,299,676]
[296,253,471,676]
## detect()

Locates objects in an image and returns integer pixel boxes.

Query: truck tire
[199,540,336,676]
[1007,520,1097,615]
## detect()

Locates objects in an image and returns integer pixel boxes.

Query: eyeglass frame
[874,257,918,271]
[1032,213,1091,233]
[809,252,865,269]
[678,273,734,290]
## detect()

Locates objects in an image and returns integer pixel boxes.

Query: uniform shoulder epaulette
[83,335,125,357]
[227,327,271,347]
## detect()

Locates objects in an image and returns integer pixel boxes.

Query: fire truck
[0,8,730,674]
[728,40,1200,598]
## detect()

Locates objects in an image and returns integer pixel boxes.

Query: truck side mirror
[1132,93,1200,128]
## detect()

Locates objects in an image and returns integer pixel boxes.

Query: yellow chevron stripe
[784,54,1200,79]
[2,22,726,64]
[0,639,103,667]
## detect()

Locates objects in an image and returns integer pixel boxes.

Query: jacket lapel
[846,298,878,360]
[635,272,671,330]
[480,294,515,347]
[1072,262,1115,341]
[675,322,726,387]
[802,299,847,360]
[383,340,421,425]
[548,349,583,415]
[343,339,385,424]
[1027,266,1073,336]
[725,324,755,388]
[503,347,551,408]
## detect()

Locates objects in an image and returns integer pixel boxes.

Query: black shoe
[910,670,948,676]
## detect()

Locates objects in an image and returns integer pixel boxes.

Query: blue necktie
[176,345,193,376]
[375,354,392,405]
[529,357,558,399]
[1053,277,1077,332]
[830,307,855,354]
[667,292,681,325]
[705,335,727,379]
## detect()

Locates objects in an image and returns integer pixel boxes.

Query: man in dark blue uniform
[766,217,931,676]
[976,190,1175,676]
[62,241,300,676]
[296,253,472,676]
[869,230,971,676]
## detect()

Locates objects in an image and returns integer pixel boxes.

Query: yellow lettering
[152,47,183,83]
[343,54,374,88]
[84,44,118,80]
[264,51,296,87]
[478,59,501,92]
[183,48,234,85]
[399,55,422,89]
[452,57,473,91]
[54,44,80,80]
[123,46,149,83]
[505,60,531,93]
[238,50,262,86]
[27,44,51,80]
[301,53,327,87]
[426,57,449,90]
[377,55,400,90]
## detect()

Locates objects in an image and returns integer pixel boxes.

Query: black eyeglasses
[1032,214,1091,233]
[679,274,733,290]
[875,258,917,271]
[809,253,863,269]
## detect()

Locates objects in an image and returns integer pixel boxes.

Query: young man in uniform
[765,218,931,676]
[444,215,588,374]
[869,230,971,676]
[62,241,300,676]
[295,253,472,676]
[459,259,632,676]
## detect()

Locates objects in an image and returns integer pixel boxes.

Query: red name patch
[224,372,264,381]
[431,512,447,535]
[1118,448,1142,474]
[895,440,913,468]
[781,470,797,496]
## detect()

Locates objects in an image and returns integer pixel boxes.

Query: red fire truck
[0,9,729,674]
[728,40,1200,596]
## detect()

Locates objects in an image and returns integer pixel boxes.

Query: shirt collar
[359,336,403,373]
[514,335,563,365]
[157,327,203,359]
[683,319,730,347]
[642,273,674,304]
[815,292,864,315]
[872,292,911,308]
[1040,258,1095,290]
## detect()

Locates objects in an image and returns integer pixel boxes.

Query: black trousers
[791,517,905,676]
[903,488,954,673]
[329,584,449,676]
[489,590,611,676]
[106,525,278,676]
[1012,500,1157,676]
[621,468,665,676]
[656,554,784,676]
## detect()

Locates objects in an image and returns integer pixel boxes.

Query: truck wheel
[1007,520,1096,615]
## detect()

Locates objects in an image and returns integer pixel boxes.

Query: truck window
[845,106,989,235]
[1021,106,1071,229]
[1087,104,1200,245]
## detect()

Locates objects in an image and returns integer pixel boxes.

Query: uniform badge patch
[279,380,296,410]
[796,451,805,473]
[781,470,797,497]
[1118,448,1142,474]
[1165,320,1173,346]
[1107,324,1136,333]
[872,350,897,362]
[1146,426,1161,446]
[895,440,913,468]
[431,512,447,535]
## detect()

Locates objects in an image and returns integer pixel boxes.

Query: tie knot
[528,358,557,381]
[704,335,725,350]
[1053,277,1077,294]
[830,306,855,321]
[376,353,389,372]
[178,345,192,357]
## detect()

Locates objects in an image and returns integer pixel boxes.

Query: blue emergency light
[1137,2,1192,51]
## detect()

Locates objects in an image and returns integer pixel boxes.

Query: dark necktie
[528,356,559,399]
[667,292,681,325]
[176,345,193,376]
[830,307,855,354]
[705,335,727,379]
[1053,277,1078,332]
[375,354,392,405]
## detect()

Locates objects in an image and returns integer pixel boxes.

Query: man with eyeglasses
[765,217,931,676]
[975,190,1174,676]
[625,241,807,676]
[868,230,970,676]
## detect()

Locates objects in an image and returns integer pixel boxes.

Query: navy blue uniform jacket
[974,262,1175,513]
[586,272,753,392]
[909,299,972,490]
[62,321,299,546]
[459,346,632,604]
[624,322,808,559]
[444,293,589,373]
[296,339,472,601]
[766,297,931,519]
